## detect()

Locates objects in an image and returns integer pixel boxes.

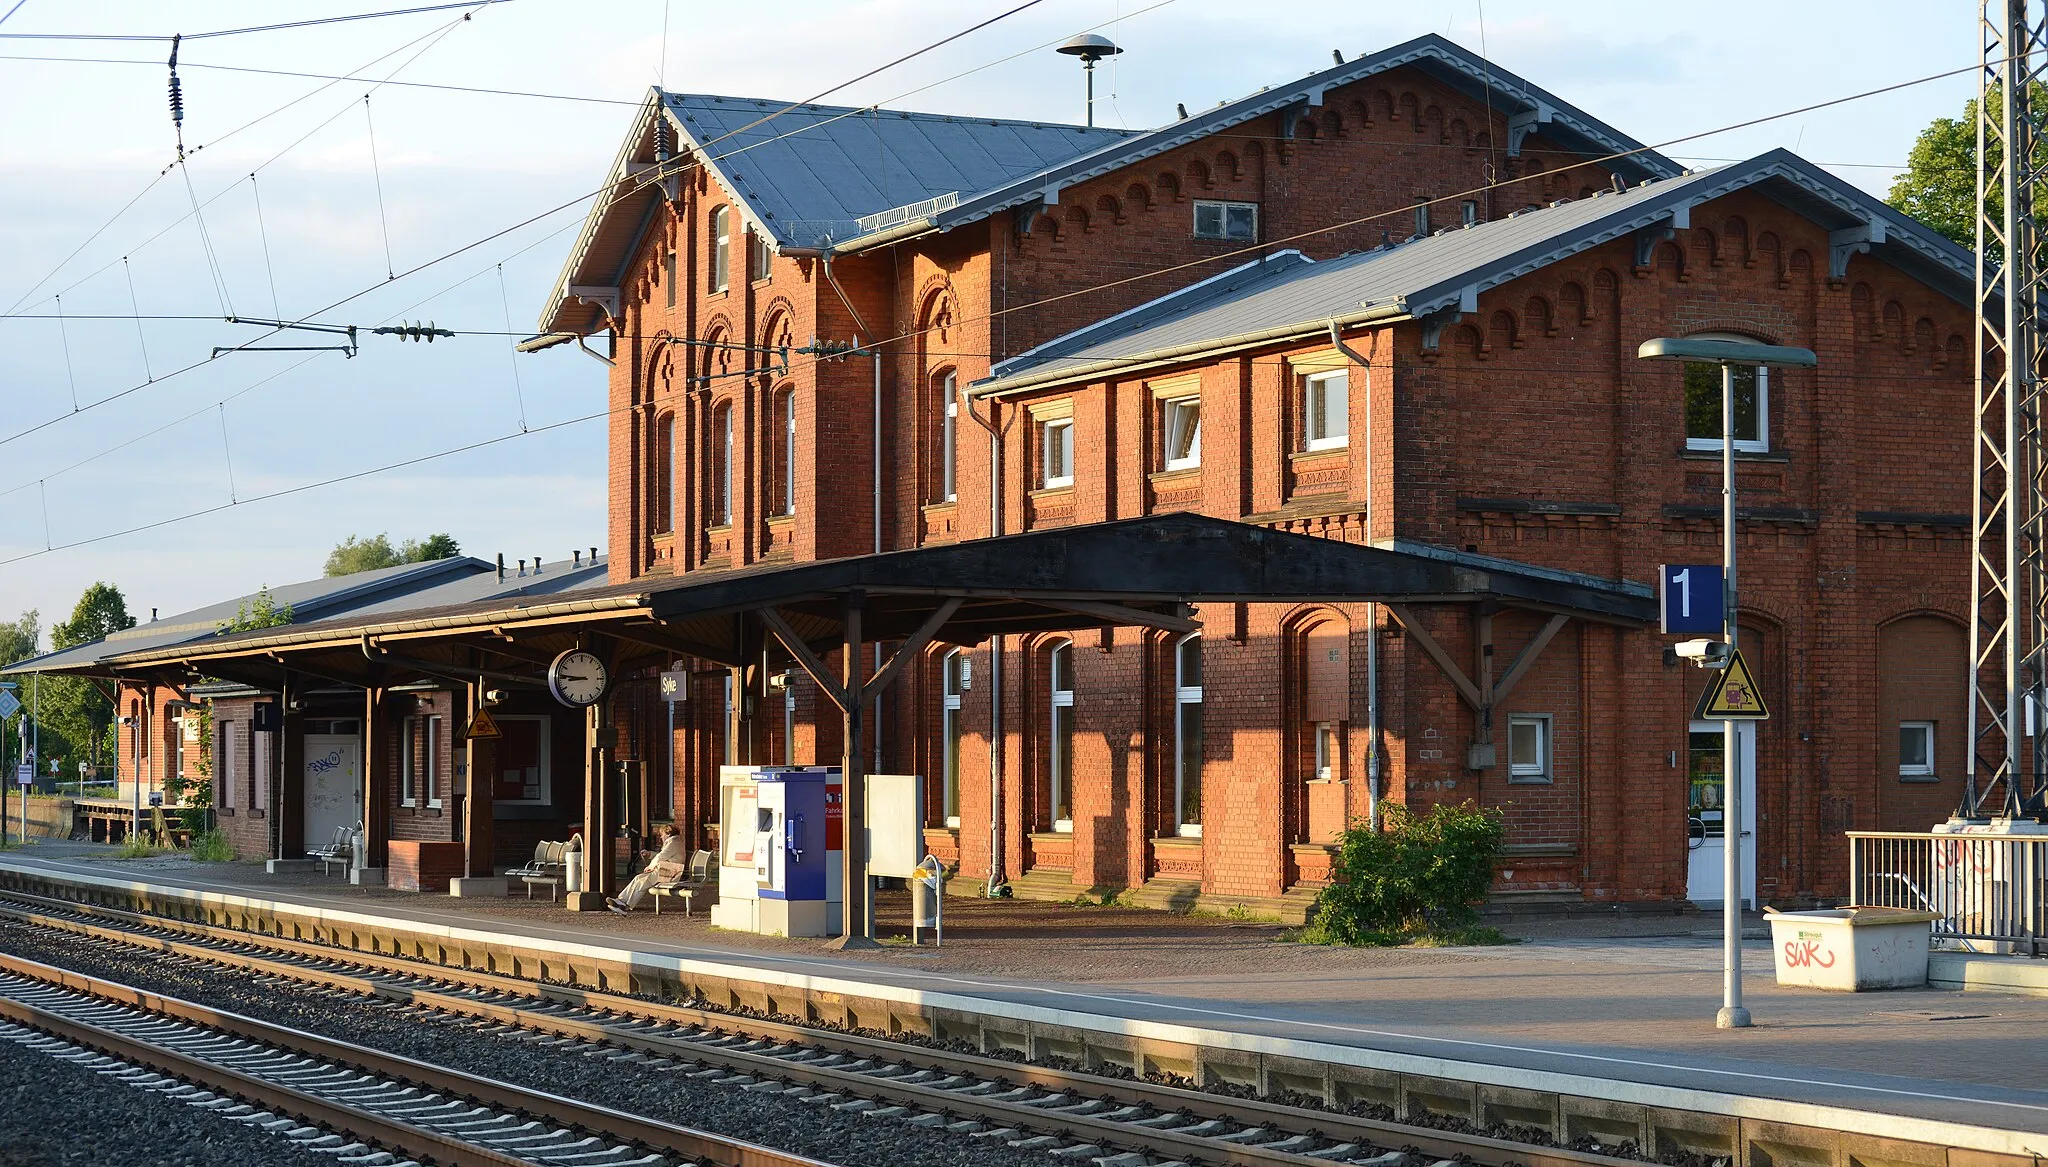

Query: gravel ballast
[0,920,1068,1167]
[0,1018,355,1167]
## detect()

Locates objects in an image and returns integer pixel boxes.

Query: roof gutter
[972,300,1412,398]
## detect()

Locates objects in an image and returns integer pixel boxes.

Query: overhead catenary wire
[495,264,529,432]
[364,95,397,281]
[53,295,78,411]
[0,1,512,42]
[249,175,282,316]
[0,16,1967,559]
[216,403,238,503]
[120,257,153,382]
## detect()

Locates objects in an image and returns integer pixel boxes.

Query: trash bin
[1766,906,1942,991]
[911,855,945,946]
[564,836,584,895]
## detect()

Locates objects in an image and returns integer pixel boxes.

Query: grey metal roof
[666,93,1130,249]
[539,89,1125,334]
[3,553,611,676]
[830,33,1682,254]
[975,149,1976,395]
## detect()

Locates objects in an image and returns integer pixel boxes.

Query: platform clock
[547,648,609,708]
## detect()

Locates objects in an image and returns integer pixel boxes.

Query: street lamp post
[1639,336,1817,1029]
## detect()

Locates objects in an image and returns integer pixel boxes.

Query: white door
[1686,720,1756,907]
[302,735,362,852]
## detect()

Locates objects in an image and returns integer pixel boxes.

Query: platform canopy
[54,514,1652,692]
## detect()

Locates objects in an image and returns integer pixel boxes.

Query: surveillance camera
[1672,638,1731,669]
[484,689,508,706]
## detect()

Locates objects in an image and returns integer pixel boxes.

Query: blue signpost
[1659,564,1725,635]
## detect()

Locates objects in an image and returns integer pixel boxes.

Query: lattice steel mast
[1968,0,2048,819]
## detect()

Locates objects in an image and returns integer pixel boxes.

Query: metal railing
[1846,830,2048,956]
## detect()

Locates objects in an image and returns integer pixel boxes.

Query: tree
[32,584,136,773]
[1886,83,2048,260]
[324,532,461,576]
[217,584,294,634]
[0,610,39,770]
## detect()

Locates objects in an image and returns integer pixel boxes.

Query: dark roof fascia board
[831,34,1677,255]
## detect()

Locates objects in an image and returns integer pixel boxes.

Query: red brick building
[541,35,1975,914]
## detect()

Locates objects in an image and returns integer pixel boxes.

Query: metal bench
[307,826,359,878]
[507,840,568,901]
[648,850,715,916]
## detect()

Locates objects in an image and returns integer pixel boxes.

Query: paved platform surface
[5,843,2046,1147]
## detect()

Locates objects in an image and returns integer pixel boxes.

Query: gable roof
[539,34,1676,336]
[829,32,1682,256]
[538,90,1127,334]
[974,148,1975,395]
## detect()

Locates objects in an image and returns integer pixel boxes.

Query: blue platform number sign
[1660,564,1725,634]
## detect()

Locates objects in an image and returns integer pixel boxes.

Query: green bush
[188,829,236,863]
[1302,800,1507,946]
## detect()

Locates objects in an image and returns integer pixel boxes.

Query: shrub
[188,829,236,863]
[1302,800,1507,946]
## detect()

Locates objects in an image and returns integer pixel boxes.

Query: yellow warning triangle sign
[1695,648,1770,720]
[464,706,503,740]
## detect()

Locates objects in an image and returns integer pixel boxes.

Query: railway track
[0,953,835,1167]
[0,890,1650,1167]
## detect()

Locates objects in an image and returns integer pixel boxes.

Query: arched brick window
[770,384,796,516]
[708,400,733,526]
[652,412,675,533]
[709,205,731,293]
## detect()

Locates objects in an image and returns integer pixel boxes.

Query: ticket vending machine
[710,766,842,937]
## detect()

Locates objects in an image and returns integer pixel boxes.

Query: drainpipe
[1329,321,1382,829]
[821,253,888,774]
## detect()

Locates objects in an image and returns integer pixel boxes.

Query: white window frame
[781,390,797,516]
[1683,332,1770,454]
[1314,722,1340,782]
[493,715,552,806]
[1414,198,1431,238]
[1461,200,1479,226]
[749,228,772,283]
[1303,369,1349,451]
[1042,417,1075,489]
[253,724,271,812]
[1162,394,1202,471]
[942,650,964,827]
[1192,199,1258,241]
[1900,720,1936,780]
[713,405,734,525]
[1174,634,1203,837]
[401,715,419,806]
[664,249,677,308]
[1508,713,1553,783]
[424,714,442,808]
[1050,640,1075,833]
[710,206,730,293]
[940,371,959,502]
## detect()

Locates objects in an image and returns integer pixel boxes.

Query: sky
[0,0,1982,644]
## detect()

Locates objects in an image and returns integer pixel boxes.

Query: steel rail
[0,949,838,1167]
[0,890,1647,1167]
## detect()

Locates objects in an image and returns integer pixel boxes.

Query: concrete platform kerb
[1,856,2041,1163]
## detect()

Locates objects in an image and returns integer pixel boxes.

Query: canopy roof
[57,516,1651,694]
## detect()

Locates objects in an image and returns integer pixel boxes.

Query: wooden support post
[279,678,305,862]
[834,591,876,948]
[462,681,495,879]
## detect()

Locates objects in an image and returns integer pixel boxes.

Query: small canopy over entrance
[54,514,1653,939]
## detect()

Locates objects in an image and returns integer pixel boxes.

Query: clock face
[548,649,608,707]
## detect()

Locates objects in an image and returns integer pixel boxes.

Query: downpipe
[1329,320,1382,828]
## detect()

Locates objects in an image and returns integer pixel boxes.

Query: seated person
[609,826,687,913]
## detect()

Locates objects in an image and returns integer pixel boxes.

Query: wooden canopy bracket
[759,607,852,711]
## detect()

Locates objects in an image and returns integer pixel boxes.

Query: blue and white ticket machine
[754,768,832,937]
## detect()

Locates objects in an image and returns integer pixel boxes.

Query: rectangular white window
[782,392,797,516]
[424,715,442,807]
[252,725,271,812]
[941,372,959,502]
[1042,418,1074,488]
[1900,721,1936,780]
[1163,394,1201,471]
[1175,635,1203,837]
[1684,361,1768,453]
[710,206,730,292]
[1314,722,1339,781]
[1050,642,1075,832]
[942,651,965,826]
[1461,200,1479,226]
[1414,198,1431,238]
[1304,370,1348,451]
[1508,713,1552,782]
[750,230,772,282]
[664,250,677,308]
[1192,199,1257,241]
[401,716,419,806]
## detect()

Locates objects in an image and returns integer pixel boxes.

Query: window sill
[922,499,959,515]
[1898,773,1942,784]
[1291,445,1348,461]
[1150,466,1200,485]
[765,513,794,527]
[705,523,733,534]
[1029,484,1075,500]
[1681,446,1785,462]
[1174,824,1203,839]
[1507,774,1554,785]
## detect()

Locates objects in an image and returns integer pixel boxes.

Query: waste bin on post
[564,835,584,895]
[911,854,945,947]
